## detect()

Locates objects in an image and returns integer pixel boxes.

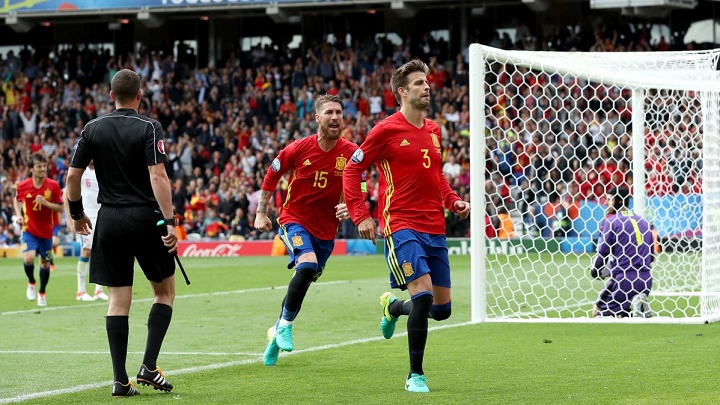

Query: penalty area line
[0,321,473,404]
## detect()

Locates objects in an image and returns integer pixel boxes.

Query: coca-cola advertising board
[177,240,347,257]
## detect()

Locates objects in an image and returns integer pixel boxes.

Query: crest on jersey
[335,156,347,171]
[351,149,364,163]
[402,262,414,277]
[44,190,52,200]
[157,140,166,154]
[292,235,304,247]
[271,158,281,172]
[430,132,440,148]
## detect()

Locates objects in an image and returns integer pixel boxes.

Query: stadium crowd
[0,22,704,245]
[483,24,703,238]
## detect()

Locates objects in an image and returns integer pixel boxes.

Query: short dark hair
[111,69,141,105]
[30,152,47,168]
[390,59,429,105]
[608,186,631,211]
[314,94,342,114]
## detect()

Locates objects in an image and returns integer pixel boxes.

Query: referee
[66,69,178,397]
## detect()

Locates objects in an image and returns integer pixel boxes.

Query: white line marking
[0,350,261,356]
[0,321,473,404]
[0,280,351,316]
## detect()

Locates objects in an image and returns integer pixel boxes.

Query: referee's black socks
[143,303,173,370]
[106,316,130,384]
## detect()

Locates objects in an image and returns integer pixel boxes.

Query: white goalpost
[468,44,720,324]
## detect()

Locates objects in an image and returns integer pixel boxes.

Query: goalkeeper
[591,187,654,318]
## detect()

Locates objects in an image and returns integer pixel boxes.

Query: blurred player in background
[255,94,361,366]
[343,59,470,393]
[65,160,108,301]
[14,152,64,306]
[591,186,654,318]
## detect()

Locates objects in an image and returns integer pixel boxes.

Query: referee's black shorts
[89,205,175,287]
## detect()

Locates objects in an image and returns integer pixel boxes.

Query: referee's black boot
[137,364,173,392]
[112,380,140,396]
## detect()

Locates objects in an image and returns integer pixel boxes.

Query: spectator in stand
[496,207,515,239]
[0,23,702,245]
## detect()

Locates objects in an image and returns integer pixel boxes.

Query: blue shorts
[53,225,62,238]
[384,229,451,290]
[21,232,53,260]
[278,223,334,276]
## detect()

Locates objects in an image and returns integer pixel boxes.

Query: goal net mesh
[474,45,720,322]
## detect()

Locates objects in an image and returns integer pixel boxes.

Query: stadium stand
[0,0,715,245]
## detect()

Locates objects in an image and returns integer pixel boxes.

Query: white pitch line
[0,350,261,356]
[0,320,474,404]
[0,280,352,316]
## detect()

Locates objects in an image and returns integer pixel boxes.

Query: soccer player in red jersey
[13,152,64,306]
[343,60,471,393]
[255,94,362,366]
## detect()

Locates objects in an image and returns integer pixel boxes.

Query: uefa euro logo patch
[292,235,304,247]
[351,149,363,163]
[402,262,414,277]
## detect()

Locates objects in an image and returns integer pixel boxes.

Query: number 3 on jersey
[421,149,431,169]
[313,171,328,188]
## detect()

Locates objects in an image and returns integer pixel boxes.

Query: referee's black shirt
[70,108,168,206]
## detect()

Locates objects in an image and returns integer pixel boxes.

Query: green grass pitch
[0,255,718,404]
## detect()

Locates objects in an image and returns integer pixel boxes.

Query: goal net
[468,44,720,323]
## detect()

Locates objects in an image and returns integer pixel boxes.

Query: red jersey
[16,177,63,239]
[260,134,359,240]
[344,113,462,236]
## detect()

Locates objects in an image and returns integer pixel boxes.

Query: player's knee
[430,301,452,321]
[296,261,320,282]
